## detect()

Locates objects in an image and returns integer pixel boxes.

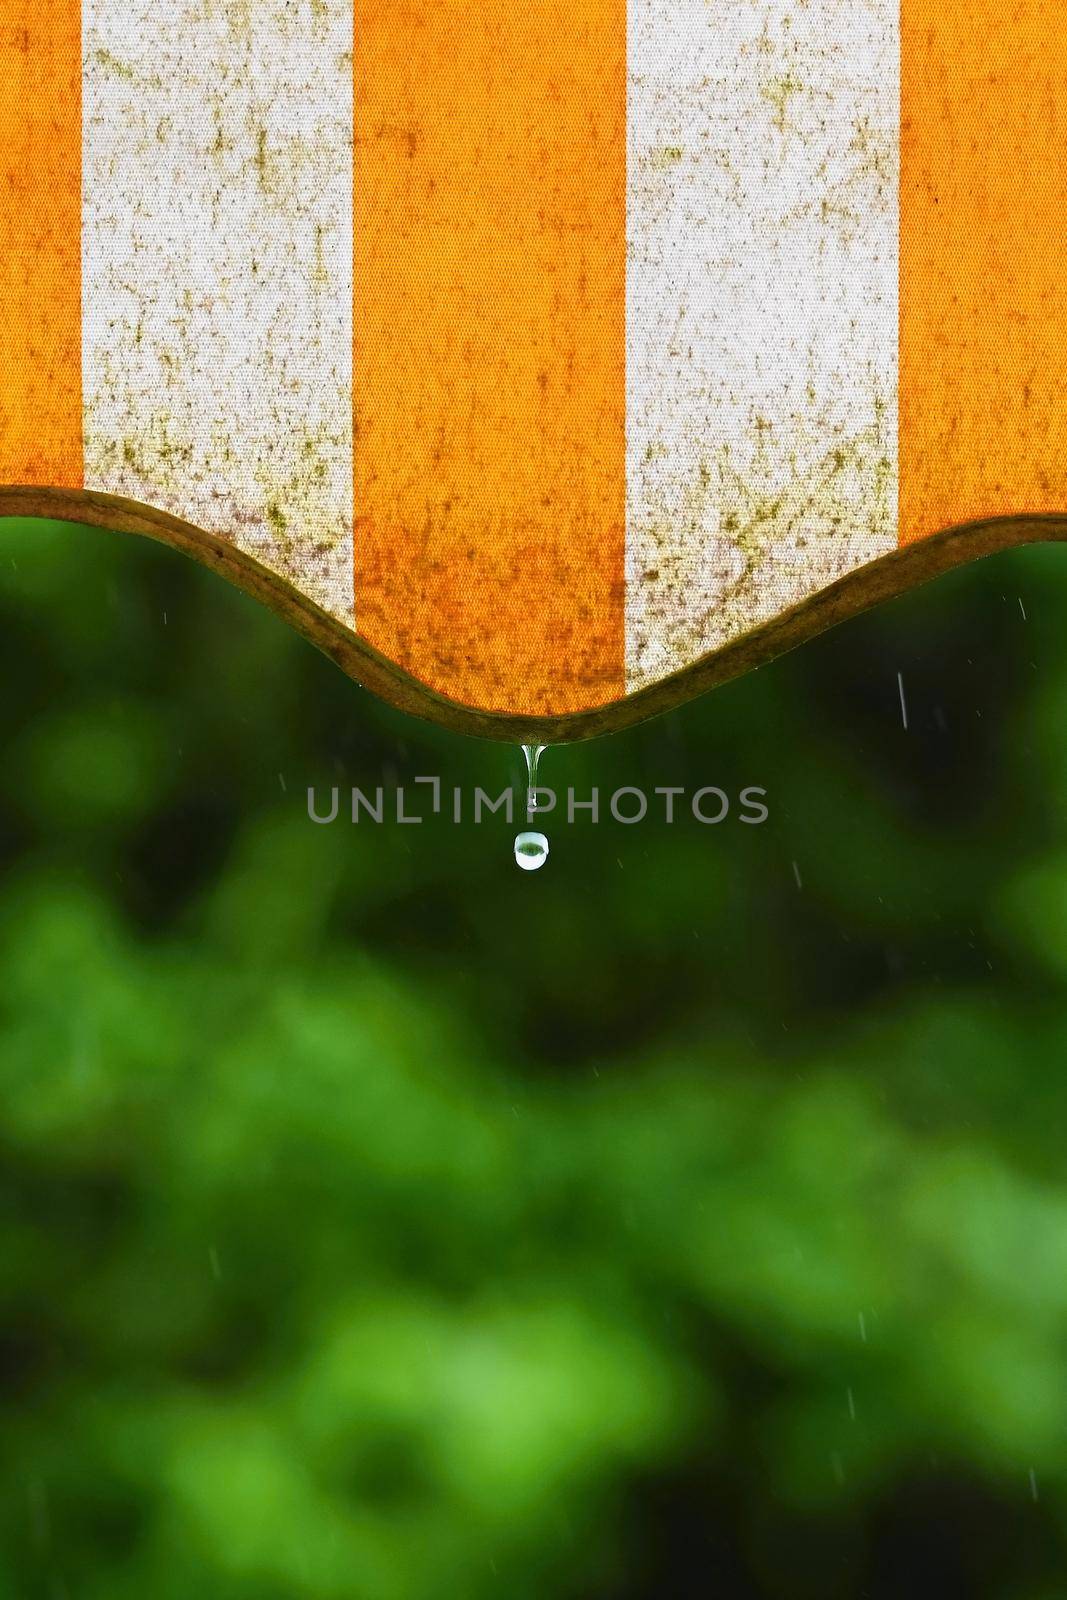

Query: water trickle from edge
[515,744,549,870]
[522,744,547,819]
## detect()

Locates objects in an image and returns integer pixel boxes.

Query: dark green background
[1,516,1064,1598]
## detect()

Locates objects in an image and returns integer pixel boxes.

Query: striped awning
[2,2,1066,738]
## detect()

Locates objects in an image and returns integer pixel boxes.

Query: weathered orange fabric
[0,2,82,486]
[900,0,1067,543]
[352,0,627,715]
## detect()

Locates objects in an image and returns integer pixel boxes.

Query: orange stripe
[900,0,1067,544]
[353,0,626,715]
[0,3,82,486]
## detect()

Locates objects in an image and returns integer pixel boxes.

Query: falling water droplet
[514,830,550,871]
[515,744,550,870]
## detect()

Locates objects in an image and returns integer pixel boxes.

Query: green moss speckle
[761,71,804,134]
[266,501,289,539]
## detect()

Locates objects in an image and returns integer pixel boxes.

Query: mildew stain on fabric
[625,0,899,689]
[81,0,355,623]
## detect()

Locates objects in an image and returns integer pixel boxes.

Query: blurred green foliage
[1,518,1066,1597]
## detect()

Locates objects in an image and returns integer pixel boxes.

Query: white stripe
[82,0,354,623]
[626,0,899,689]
